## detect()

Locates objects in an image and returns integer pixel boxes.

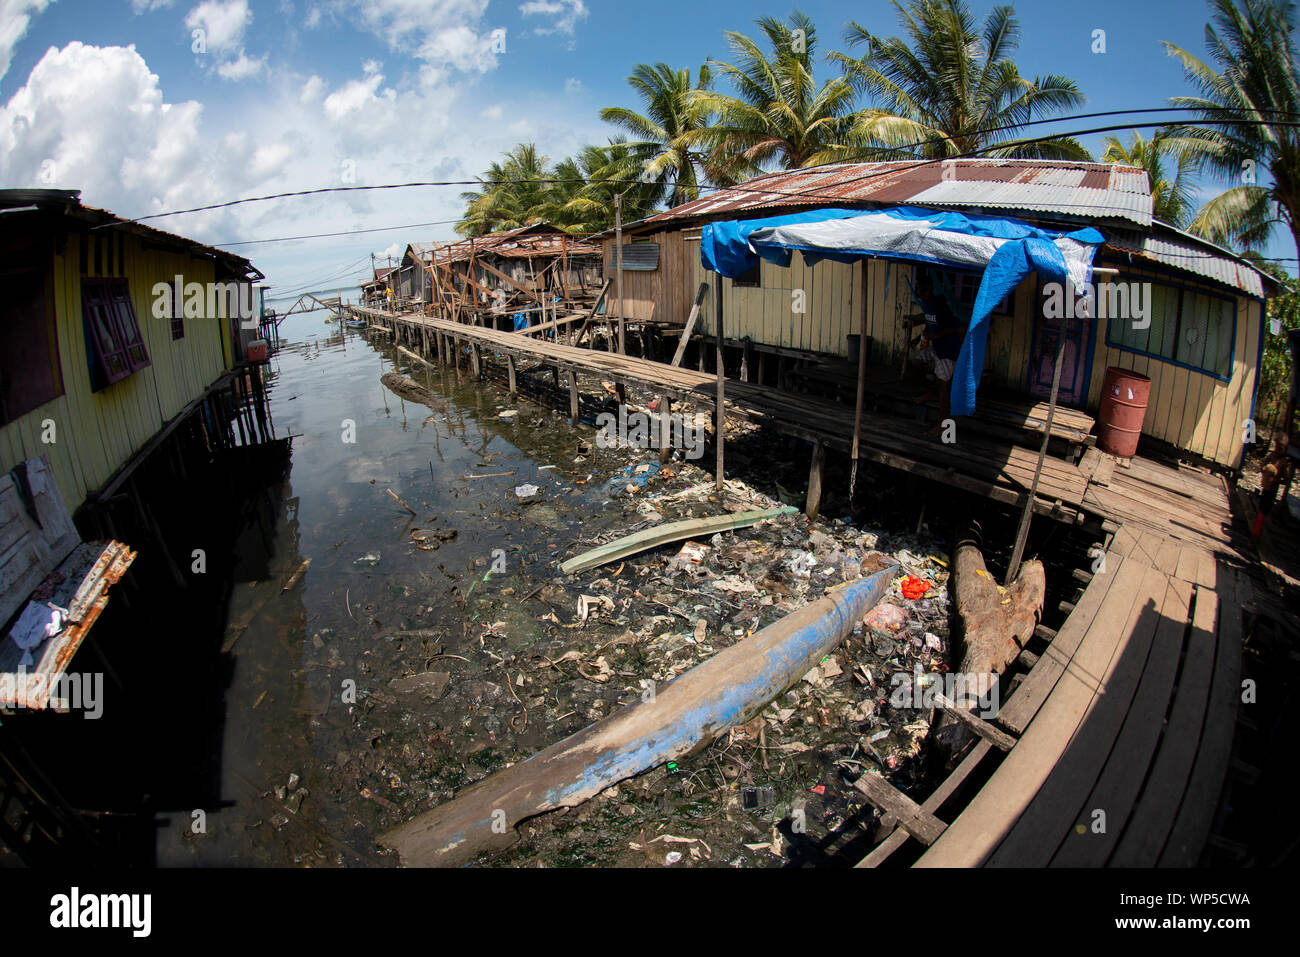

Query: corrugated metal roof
[431,222,600,263]
[1104,224,1273,298]
[640,159,1154,228]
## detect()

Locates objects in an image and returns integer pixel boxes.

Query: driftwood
[380,372,444,412]
[954,525,1044,678]
[933,523,1044,752]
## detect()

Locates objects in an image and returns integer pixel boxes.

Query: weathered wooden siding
[627,226,1262,469]
[0,230,232,511]
[1085,265,1261,469]
[603,231,696,325]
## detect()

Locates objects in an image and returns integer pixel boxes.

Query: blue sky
[1,0,1292,297]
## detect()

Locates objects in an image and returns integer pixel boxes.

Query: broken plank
[559,506,798,575]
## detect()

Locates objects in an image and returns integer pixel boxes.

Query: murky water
[155,312,606,865]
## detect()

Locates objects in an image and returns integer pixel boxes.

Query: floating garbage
[515,484,540,499]
[353,552,381,566]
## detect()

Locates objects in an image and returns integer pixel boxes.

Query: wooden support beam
[670,283,708,367]
[714,280,725,492]
[507,354,517,396]
[806,440,825,520]
[656,396,673,464]
[932,691,1018,751]
[567,370,579,420]
[853,772,946,846]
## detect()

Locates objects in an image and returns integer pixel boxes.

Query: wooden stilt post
[807,440,825,520]
[657,395,672,464]
[615,192,626,355]
[715,279,725,493]
[1006,324,1068,584]
[851,262,870,498]
[742,339,753,382]
[507,354,517,396]
[567,370,579,421]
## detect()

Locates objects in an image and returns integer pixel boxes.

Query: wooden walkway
[854,522,1250,868]
[357,307,1091,522]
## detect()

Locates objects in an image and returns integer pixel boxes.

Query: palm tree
[830,0,1089,160]
[456,144,554,236]
[600,63,718,207]
[690,10,858,173]
[1101,131,1197,228]
[1161,0,1300,252]
[537,142,661,233]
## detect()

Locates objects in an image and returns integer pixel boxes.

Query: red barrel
[1096,367,1150,457]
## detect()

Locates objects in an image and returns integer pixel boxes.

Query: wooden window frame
[1104,279,1235,382]
[83,278,150,389]
[732,259,761,288]
[168,280,184,340]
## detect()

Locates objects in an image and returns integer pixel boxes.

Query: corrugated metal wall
[0,230,230,510]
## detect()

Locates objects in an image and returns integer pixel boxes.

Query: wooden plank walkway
[356,307,1089,521]
[891,530,1250,868]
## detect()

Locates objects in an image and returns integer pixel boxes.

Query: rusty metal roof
[432,222,600,264]
[638,159,1154,229]
[1103,224,1275,299]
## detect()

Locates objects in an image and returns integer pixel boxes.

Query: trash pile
[313,371,959,868]
[476,451,956,867]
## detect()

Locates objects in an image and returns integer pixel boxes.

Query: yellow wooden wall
[0,229,236,511]
[1084,266,1261,469]
[612,225,1262,469]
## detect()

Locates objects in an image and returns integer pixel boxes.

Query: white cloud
[184,0,250,53]
[299,74,323,103]
[322,71,390,120]
[519,0,587,36]
[216,50,265,80]
[563,77,581,95]
[131,0,174,12]
[304,5,320,28]
[343,0,504,76]
[0,35,608,297]
[0,0,53,84]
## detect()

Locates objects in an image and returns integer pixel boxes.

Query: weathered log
[379,566,898,866]
[933,524,1044,753]
[954,524,1045,681]
[380,372,444,412]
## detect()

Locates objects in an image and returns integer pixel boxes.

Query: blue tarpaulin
[699,205,1104,416]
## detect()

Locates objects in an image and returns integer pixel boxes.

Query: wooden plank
[1109,583,1220,866]
[670,283,708,367]
[856,740,993,867]
[917,556,1150,867]
[1050,576,1193,866]
[1158,566,1244,866]
[853,771,947,846]
[988,563,1169,865]
[933,692,1017,751]
[1175,544,1203,584]
[559,507,798,575]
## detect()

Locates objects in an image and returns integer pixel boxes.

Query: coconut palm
[830,0,1089,160]
[537,142,661,234]
[1101,131,1197,228]
[456,144,555,236]
[600,63,719,207]
[690,10,858,173]
[1161,0,1300,252]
